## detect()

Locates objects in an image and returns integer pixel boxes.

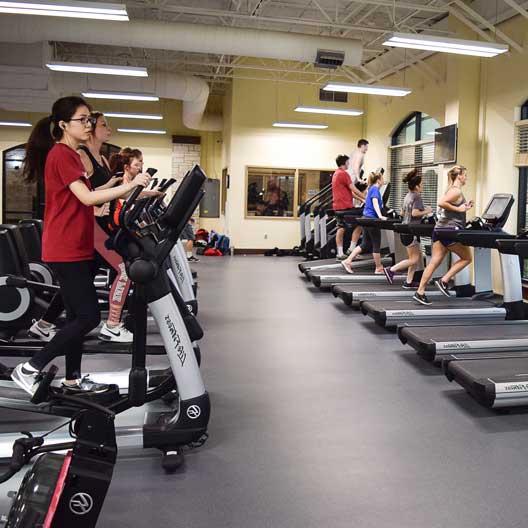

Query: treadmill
[398,236,526,361]
[441,238,528,409]
[360,194,515,328]
[308,216,406,289]
[332,220,451,307]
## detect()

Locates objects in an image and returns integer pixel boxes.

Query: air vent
[315,49,345,69]
[319,89,348,103]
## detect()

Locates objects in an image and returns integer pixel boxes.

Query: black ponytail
[23,96,91,183]
[403,168,422,190]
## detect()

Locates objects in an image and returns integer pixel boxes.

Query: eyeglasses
[69,116,97,127]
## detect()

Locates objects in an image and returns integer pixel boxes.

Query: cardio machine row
[297,163,528,411]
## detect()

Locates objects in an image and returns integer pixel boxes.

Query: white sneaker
[28,320,57,342]
[99,323,133,343]
[11,364,40,396]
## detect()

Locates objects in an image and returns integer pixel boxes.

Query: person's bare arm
[438,188,472,212]
[412,206,433,218]
[372,198,386,220]
[69,173,150,206]
[349,183,365,202]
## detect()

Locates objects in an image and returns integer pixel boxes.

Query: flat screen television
[433,124,457,164]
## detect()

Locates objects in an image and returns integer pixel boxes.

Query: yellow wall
[226,77,364,249]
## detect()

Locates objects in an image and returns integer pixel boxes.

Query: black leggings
[30,260,101,380]
[360,225,381,253]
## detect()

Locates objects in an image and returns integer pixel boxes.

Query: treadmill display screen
[483,197,510,219]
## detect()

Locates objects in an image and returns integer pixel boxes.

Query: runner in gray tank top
[413,165,474,306]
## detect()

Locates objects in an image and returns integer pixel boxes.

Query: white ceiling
[26,0,528,94]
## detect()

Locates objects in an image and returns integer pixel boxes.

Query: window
[245,166,333,218]
[297,170,333,208]
[246,167,296,217]
[389,112,441,212]
[516,100,528,280]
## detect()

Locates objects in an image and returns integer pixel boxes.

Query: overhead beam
[311,0,334,23]
[130,3,448,36]
[502,0,528,20]
[452,0,523,52]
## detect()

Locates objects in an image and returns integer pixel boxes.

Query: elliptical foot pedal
[31,365,58,404]
[62,384,121,406]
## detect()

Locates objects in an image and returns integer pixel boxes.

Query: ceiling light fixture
[47,62,147,77]
[383,32,508,58]
[323,82,411,97]
[104,112,163,120]
[82,91,159,101]
[0,121,32,127]
[273,122,328,129]
[295,105,363,116]
[0,0,128,20]
[117,128,166,134]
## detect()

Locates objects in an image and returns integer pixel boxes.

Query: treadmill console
[481,194,514,228]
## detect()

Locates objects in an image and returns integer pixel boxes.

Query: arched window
[389,112,441,211]
[2,142,120,222]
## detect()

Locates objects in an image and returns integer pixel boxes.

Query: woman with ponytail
[341,170,386,274]
[29,112,136,344]
[12,96,151,396]
[383,169,432,287]
[413,165,473,306]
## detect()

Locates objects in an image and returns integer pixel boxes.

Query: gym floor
[1,255,528,527]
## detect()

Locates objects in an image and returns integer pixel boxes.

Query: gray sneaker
[62,375,109,394]
[11,364,40,396]
[336,254,347,261]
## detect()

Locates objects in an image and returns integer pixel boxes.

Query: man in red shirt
[332,154,364,260]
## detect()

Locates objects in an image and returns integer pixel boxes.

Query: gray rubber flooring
[1,255,528,527]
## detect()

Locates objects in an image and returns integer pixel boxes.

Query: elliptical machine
[0,165,211,527]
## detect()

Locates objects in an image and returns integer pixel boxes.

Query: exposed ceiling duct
[0,43,222,131]
[0,15,362,130]
[0,15,363,66]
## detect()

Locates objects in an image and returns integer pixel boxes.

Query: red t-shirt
[332,168,353,210]
[42,143,94,262]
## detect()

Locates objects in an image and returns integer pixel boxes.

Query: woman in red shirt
[11,96,150,396]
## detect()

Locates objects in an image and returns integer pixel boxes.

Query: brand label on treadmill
[497,382,528,393]
[165,314,187,366]
[438,343,470,350]
[187,405,201,419]
[69,492,94,515]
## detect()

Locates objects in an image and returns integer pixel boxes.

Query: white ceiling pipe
[0,63,222,131]
[0,16,363,66]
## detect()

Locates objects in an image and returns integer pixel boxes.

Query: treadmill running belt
[447,357,528,408]
[400,323,528,360]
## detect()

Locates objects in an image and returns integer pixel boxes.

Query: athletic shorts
[432,227,459,247]
[181,224,195,241]
[400,234,421,247]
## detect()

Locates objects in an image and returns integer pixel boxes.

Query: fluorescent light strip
[47,62,147,77]
[0,0,128,19]
[0,121,32,127]
[323,83,411,97]
[295,105,363,116]
[82,91,159,102]
[383,32,508,57]
[273,122,328,129]
[118,128,166,135]
[0,7,127,18]
[105,112,163,120]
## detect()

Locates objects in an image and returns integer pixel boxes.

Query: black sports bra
[79,145,112,190]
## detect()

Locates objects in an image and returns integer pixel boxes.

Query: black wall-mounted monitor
[433,124,457,164]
